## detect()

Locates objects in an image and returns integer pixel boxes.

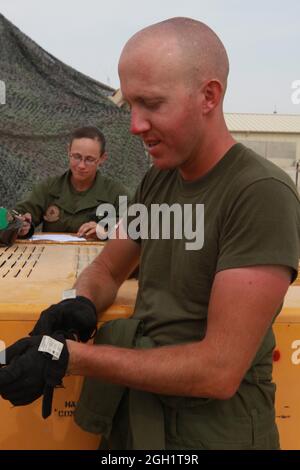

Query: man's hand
[17,212,32,238]
[30,296,97,342]
[0,334,69,418]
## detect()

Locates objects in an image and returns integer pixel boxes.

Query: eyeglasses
[69,153,100,166]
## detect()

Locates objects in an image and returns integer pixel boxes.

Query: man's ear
[98,152,108,166]
[201,79,223,115]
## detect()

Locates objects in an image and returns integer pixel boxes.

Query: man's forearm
[66,339,235,400]
[73,237,140,315]
[74,260,119,315]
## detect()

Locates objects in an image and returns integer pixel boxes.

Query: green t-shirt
[131,144,300,347]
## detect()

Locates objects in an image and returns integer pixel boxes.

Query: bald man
[1,18,299,450]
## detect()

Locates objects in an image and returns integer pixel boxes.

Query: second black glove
[30,296,97,342]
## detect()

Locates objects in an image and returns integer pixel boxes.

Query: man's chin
[152,157,176,171]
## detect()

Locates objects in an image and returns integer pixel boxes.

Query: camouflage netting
[0,14,150,208]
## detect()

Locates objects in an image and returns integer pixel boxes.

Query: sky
[1,0,299,115]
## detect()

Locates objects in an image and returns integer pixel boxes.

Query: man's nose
[130,108,151,135]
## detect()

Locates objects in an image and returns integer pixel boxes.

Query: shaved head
[118,17,234,179]
[119,17,229,93]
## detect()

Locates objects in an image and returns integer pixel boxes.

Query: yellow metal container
[0,241,137,450]
[273,282,300,450]
[0,240,299,449]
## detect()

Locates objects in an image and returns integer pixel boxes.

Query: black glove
[0,334,69,418]
[30,296,97,342]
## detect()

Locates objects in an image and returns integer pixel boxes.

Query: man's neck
[179,121,236,181]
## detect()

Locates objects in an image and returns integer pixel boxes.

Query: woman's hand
[17,212,32,237]
[77,221,107,240]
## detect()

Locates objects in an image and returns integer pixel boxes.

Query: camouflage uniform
[15,170,131,233]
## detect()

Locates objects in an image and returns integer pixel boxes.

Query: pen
[11,210,22,217]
